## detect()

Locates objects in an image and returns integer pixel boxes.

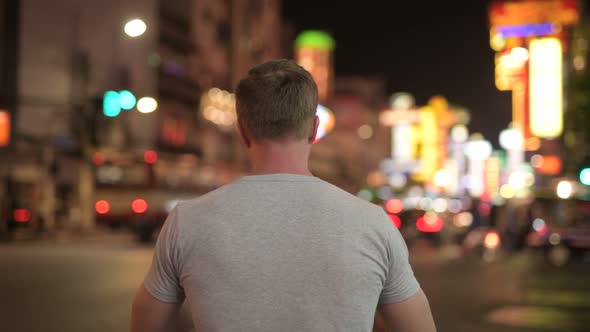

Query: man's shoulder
[313,181,391,225]
[177,183,234,210]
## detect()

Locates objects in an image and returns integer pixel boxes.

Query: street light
[124,19,147,38]
[137,97,158,114]
[556,180,573,199]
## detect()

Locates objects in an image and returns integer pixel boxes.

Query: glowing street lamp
[137,97,158,113]
[556,180,573,199]
[124,19,147,38]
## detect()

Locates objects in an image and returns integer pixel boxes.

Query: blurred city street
[1,229,589,332]
[1,0,590,331]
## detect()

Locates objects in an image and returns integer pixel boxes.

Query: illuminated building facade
[488,0,578,140]
[295,31,335,103]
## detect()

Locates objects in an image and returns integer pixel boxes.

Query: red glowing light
[386,199,404,214]
[478,203,491,217]
[536,225,548,236]
[13,209,31,223]
[144,150,158,164]
[416,214,444,233]
[92,152,105,165]
[484,231,501,249]
[132,199,148,214]
[388,214,401,228]
[95,200,110,215]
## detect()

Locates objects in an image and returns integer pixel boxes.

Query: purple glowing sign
[497,23,556,38]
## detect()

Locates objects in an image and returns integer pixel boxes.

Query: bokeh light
[556,181,573,199]
[484,231,500,249]
[13,209,31,223]
[95,200,110,215]
[388,214,401,228]
[144,150,158,164]
[416,212,443,233]
[132,199,148,214]
[315,104,335,142]
[137,97,158,113]
[434,169,451,188]
[124,19,147,37]
[385,199,403,214]
[357,125,373,140]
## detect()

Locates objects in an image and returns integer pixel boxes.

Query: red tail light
[144,150,158,164]
[13,209,31,223]
[132,199,148,214]
[416,213,443,233]
[95,200,110,215]
[388,214,401,228]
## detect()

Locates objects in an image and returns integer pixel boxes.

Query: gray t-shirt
[144,173,420,331]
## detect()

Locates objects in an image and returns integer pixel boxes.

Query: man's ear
[308,115,320,144]
[238,122,251,148]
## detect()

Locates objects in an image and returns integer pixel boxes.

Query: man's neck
[247,140,313,176]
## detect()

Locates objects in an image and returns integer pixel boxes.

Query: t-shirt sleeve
[378,217,420,304]
[143,207,185,303]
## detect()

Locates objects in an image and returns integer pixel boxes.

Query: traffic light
[102,90,137,117]
[119,90,137,110]
[103,91,121,117]
[580,168,590,186]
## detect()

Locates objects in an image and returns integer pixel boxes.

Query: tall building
[2,0,283,234]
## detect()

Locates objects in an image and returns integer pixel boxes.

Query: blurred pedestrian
[131,59,435,332]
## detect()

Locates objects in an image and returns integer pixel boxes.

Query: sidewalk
[0,226,146,249]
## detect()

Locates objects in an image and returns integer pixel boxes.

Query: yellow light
[416,108,438,182]
[433,169,450,188]
[529,38,563,138]
[500,184,515,199]
[490,32,506,51]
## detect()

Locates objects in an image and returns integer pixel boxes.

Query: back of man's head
[236,59,318,142]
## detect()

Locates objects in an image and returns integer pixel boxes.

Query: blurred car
[94,187,199,242]
[526,197,590,266]
[397,209,445,248]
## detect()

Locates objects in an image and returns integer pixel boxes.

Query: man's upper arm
[376,289,436,332]
[131,283,182,332]
[143,207,185,303]
[378,212,420,304]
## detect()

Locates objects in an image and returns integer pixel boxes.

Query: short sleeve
[143,207,185,303]
[378,220,420,304]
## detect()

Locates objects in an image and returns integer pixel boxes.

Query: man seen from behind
[131,59,436,332]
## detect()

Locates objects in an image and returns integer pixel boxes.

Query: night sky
[283,1,512,147]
